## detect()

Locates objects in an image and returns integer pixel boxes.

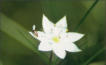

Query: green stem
[49,51,53,65]
[82,48,104,65]
[63,1,99,65]
[57,60,63,65]
[74,0,99,31]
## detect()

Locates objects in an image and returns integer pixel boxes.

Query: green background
[0,0,105,65]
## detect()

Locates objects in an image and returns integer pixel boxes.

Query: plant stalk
[49,51,53,65]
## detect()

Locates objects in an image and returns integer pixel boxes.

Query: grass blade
[0,13,49,65]
[81,48,105,65]
[74,0,99,31]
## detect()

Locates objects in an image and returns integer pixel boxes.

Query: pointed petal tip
[65,43,82,52]
[69,48,82,52]
[60,56,66,59]
[32,25,36,30]
[29,31,37,39]
[67,32,85,42]
[33,24,36,26]
[29,31,32,34]
[43,14,46,16]
[29,32,34,36]
[76,49,82,52]
[63,16,66,18]
[43,14,47,19]
[81,33,85,36]
[53,49,66,59]
[74,48,82,52]
[55,53,66,59]
[80,33,85,38]
[61,16,66,20]
[42,14,54,33]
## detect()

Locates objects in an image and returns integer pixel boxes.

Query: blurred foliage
[0,0,105,65]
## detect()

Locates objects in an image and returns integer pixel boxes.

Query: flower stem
[49,51,53,65]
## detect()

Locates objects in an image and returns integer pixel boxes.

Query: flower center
[52,36,60,43]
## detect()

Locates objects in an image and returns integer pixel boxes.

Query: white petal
[53,46,66,59]
[29,32,37,39]
[55,16,67,33]
[56,16,67,28]
[65,43,81,52]
[67,32,84,42]
[38,42,52,51]
[32,25,36,30]
[42,14,54,33]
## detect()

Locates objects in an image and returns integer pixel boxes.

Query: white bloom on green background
[29,14,84,59]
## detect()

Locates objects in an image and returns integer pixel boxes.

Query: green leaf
[82,48,105,65]
[74,0,99,31]
[59,0,105,65]
[0,61,3,65]
[0,13,49,65]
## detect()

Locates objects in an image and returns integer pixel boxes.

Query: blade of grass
[74,0,99,31]
[52,0,99,65]
[0,13,49,65]
[74,0,104,65]
[81,48,105,65]
[63,0,101,65]
[0,61,3,65]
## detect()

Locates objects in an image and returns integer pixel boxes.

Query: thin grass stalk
[74,0,99,31]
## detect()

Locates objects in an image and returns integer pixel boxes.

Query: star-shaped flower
[29,14,84,59]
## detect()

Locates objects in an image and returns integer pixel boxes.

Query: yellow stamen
[66,29,68,32]
[54,24,56,26]
[52,36,60,43]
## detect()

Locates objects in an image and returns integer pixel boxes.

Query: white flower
[29,14,84,59]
